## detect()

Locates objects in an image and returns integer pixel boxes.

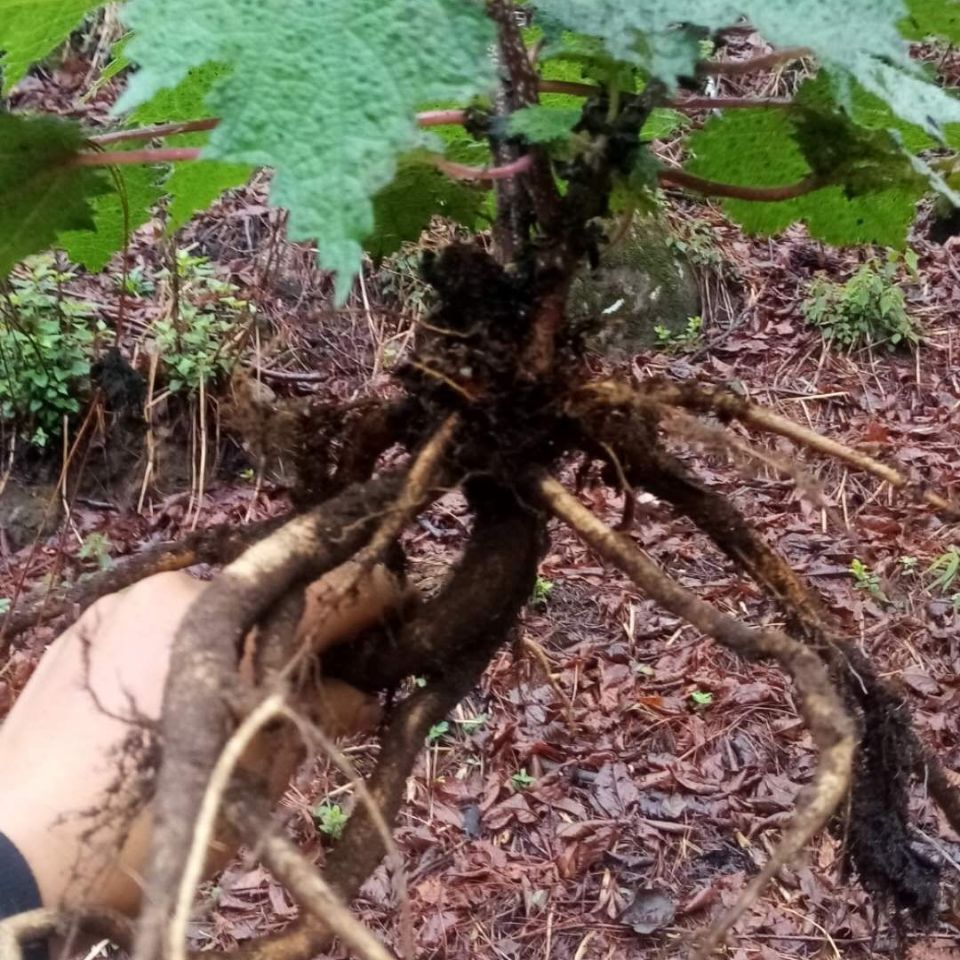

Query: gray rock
[568,218,701,354]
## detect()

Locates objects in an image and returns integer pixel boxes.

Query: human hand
[0,563,404,917]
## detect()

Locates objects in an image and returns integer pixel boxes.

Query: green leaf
[59,163,167,271]
[853,56,960,140]
[128,63,252,230]
[686,106,925,247]
[900,0,960,42]
[367,157,484,258]
[116,0,496,301]
[99,34,132,83]
[0,114,111,277]
[508,104,583,143]
[0,0,106,92]
[536,0,902,83]
[535,0,960,140]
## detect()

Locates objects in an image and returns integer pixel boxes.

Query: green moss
[569,218,701,353]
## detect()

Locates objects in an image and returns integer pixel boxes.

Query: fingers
[296,560,408,656]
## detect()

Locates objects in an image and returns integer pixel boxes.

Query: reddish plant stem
[85,108,467,153]
[71,146,202,166]
[658,168,820,201]
[71,146,532,183]
[700,46,813,75]
[416,108,468,127]
[538,78,599,98]
[669,95,793,111]
[89,117,219,146]
[432,153,534,182]
[80,85,792,166]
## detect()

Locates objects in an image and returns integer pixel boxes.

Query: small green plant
[78,531,113,571]
[802,259,919,350]
[898,555,919,573]
[0,598,10,614]
[654,314,703,352]
[456,713,488,732]
[377,249,434,318]
[689,689,713,710]
[426,720,450,744]
[531,575,554,606]
[849,558,888,602]
[153,248,252,394]
[0,255,103,446]
[511,768,535,790]
[927,547,960,593]
[115,267,154,297]
[667,220,724,270]
[311,801,348,839]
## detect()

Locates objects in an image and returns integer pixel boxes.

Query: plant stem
[85,108,469,153]
[416,109,468,127]
[699,46,814,76]
[432,153,534,182]
[658,168,820,201]
[89,118,219,146]
[71,146,202,166]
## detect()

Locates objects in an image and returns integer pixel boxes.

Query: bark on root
[227,485,545,960]
[134,474,405,960]
[0,515,284,654]
[582,394,949,925]
[535,472,856,954]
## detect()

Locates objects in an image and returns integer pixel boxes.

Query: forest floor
[2,43,960,960]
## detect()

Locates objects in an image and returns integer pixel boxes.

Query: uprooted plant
[2,0,960,958]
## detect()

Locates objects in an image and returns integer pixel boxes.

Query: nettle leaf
[0,113,111,276]
[128,63,252,230]
[59,163,166,271]
[0,0,106,92]
[535,0,960,141]
[686,106,923,247]
[901,0,960,42]
[368,157,484,258]
[117,0,496,300]
[509,104,583,143]
[535,0,906,82]
[851,57,960,139]
[791,78,928,195]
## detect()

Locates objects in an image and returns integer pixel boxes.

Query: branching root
[534,472,855,955]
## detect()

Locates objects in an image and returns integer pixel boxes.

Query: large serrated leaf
[535,0,960,143]
[368,157,484,258]
[128,63,252,230]
[686,106,924,247]
[901,0,960,42]
[0,114,111,276]
[116,0,496,300]
[0,1,105,92]
[509,104,583,143]
[59,163,166,271]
